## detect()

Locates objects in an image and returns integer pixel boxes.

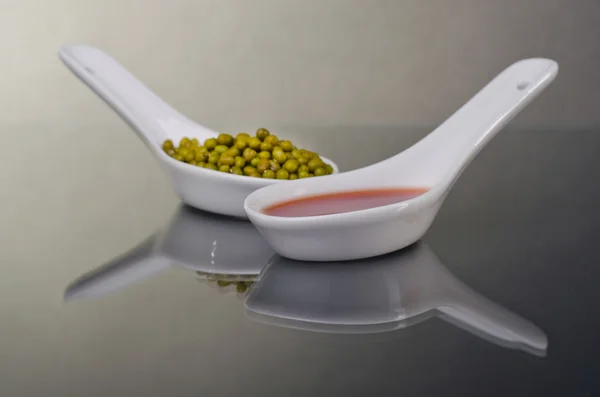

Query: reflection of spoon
[58,45,338,218]
[245,242,547,357]
[245,58,559,261]
[65,205,275,301]
[246,309,434,335]
[64,234,169,300]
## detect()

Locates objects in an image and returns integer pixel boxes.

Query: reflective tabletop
[3,126,600,396]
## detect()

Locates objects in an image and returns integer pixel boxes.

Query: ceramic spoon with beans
[245,58,559,261]
[58,45,339,218]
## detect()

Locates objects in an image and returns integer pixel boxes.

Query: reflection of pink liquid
[263,188,430,218]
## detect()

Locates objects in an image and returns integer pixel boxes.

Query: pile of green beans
[162,128,333,179]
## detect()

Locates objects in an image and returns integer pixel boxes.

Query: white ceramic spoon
[245,58,559,261]
[245,243,547,357]
[58,45,339,218]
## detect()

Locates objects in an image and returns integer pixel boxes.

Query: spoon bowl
[58,45,338,218]
[245,58,559,261]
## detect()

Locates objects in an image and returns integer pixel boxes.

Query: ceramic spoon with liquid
[58,45,338,218]
[245,58,559,261]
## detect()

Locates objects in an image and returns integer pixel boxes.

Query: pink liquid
[263,188,429,218]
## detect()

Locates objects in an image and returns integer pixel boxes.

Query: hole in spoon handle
[59,45,217,146]
[406,58,558,186]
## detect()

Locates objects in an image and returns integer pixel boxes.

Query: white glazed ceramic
[246,243,547,356]
[58,45,339,218]
[245,58,559,261]
[64,205,275,300]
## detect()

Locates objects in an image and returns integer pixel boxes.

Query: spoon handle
[64,235,170,301]
[59,45,216,146]
[404,58,558,186]
[438,286,547,355]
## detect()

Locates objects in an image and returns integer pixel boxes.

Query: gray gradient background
[2,0,599,128]
[1,1,600,396]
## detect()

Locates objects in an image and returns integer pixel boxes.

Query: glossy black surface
[4,128,600,396]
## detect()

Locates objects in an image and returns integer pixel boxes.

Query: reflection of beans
[196,272,256,295]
